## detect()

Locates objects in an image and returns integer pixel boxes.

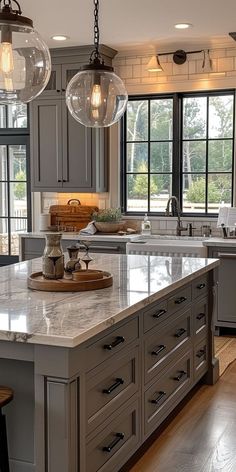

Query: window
[0,104,31,264]
[122,91,235,216]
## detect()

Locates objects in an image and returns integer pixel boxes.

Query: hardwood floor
[128,362,236,472]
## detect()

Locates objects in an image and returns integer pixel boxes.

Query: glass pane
[183,97,207,139]
[67,69,80,84]
[150,174,172,212]
[10,219,27,255]
[127,174,148,212]
[10,182,27,218]
[209,95,234,138]
[150,142,172,172]
[150,99,173,140]
[9,145,27,180]
[8,104,27,128]
[208,140,233,172]
[127,100,148,141]
[0,145,7,181]
[183,174,206,213]
[183,141,206,173]
[0,218,9,255]
[0,182,8,216]
[0,105,6,128]
[45,70,56,91]
[127,143,148,172]
[207,174,232,213]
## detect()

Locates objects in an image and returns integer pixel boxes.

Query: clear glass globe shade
[66,69,128,127]
[0,23,51,104]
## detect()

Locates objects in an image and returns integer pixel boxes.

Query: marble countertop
[0,254,219,348]
[19,232,137,242]
[203,237,236,247]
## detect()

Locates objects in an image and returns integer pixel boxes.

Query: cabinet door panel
[213,250,236,323]
[31,100,63,190]
[43,64,62,97]
[61,62,83,91]
[62,103,93,189]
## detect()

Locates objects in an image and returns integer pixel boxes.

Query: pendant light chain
[0,0,22,14]
[94,0,100,58]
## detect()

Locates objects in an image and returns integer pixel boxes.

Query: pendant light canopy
[0,0,51,104]
[66,0,128,128]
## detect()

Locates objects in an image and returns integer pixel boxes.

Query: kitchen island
[0,253,219,472]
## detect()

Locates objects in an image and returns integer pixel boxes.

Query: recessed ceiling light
[174,23,193,29]
[51,35,69,41]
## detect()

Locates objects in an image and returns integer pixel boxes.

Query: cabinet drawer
[194,338,208,381]
[23,238,45,254]
[143,299,168,334]
[85,317,139,371]
[192,275,208,300]
[86,398,140,472]
[168,285,192,315]
[144,309,191,385]
[144,351,192,436]
[86,347,139,434]
[193,298,208,337]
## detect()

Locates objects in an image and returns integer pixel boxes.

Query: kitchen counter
[19,231,138,242]
[203,237,236,247]
[0,253,219,472]
[0,254,218,348]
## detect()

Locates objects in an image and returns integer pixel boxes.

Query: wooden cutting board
[49,200,98,231]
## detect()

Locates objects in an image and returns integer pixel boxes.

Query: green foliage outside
[14,170,26,200]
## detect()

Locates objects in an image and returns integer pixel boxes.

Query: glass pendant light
[0,0,51,104]
[66,0,128,128]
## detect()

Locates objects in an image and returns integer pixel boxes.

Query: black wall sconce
[147,49,212,72]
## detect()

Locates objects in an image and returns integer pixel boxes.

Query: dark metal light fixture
[148,48,212,73]
[66,0,128,128]
[0,0,51,103]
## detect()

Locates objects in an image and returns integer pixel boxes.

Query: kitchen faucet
[165,196,187,236]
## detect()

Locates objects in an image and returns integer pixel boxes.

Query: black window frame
[0,104,31,265]
[121,89,235,217]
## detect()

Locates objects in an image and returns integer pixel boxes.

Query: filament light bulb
[91,84,102,108]
[0,42,14,74]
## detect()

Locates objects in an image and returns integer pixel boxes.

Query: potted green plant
[93,208,124,233]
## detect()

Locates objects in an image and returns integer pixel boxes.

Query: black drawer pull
[174,328,187,338]
[174,370,187,382]
[150,391,166,405]
[151,344,166,356]
[196,312,205,320]
[196,348,205,359]
[104,336,125,350]
[174,296,187,305]
[197,283,206,290]
[153,309,167,319]
[58,179,62,182]
[103,432,125,452]
[103,378,124,395]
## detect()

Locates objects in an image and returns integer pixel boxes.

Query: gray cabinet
[30,98,109,192]
[30,46,116,192]
[208,245,236,331]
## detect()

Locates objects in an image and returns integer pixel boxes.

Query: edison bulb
[91,84,102,108]
[0,42,14,74]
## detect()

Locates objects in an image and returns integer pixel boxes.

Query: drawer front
[144,309,191,384]
[86,399,140,472]
[85,317,139,371]
[192,275,208,300]
[168,285,192,315]
[144,351,192,436]
[194,338,208,381]
[193,298,208,337]
[143,299,168,334]
[24,238,45,254]
[86,347,139,434]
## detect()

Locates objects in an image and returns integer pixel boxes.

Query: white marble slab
[0,254,219,348]
[19,232,137,242]
[203,237,236,247]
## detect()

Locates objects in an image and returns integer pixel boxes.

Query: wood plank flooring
[127,361,236,472]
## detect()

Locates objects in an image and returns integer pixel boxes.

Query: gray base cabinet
[208,245,236,331]
[0,271,218,472]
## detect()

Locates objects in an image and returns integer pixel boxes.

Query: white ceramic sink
[126,235,208,257]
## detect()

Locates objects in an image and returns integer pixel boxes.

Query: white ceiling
[19,0,236,52]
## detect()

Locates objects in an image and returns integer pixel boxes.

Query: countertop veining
[0,253,218,348]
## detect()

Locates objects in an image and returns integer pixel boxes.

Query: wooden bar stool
[0,387,13,472]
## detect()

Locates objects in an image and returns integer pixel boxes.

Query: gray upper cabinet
[30,45,116,192]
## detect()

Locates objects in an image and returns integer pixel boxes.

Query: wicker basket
[94,221,124,233]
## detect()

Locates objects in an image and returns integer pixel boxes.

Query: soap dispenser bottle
[141,213,151,235]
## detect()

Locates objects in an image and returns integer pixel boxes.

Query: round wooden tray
[27,271,113,292]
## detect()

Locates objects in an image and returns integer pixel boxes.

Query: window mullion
[172,93,181,205]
